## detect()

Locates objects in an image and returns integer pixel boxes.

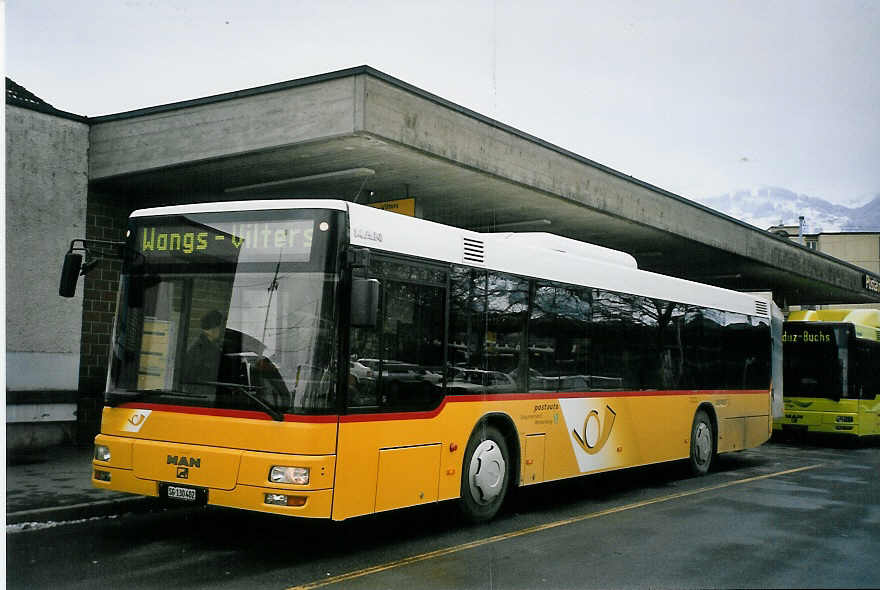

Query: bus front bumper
[92,465,334,518]
[91,434,336,518]
[773,411,859,435]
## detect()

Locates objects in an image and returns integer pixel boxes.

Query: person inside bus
[183,310,225,390]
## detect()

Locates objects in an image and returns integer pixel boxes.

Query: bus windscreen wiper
[210,381,285,421]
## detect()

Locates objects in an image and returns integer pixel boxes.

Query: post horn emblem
[572,405,616,455]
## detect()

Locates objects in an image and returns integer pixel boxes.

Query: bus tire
[689,408,715,475]
[459,424,510,523]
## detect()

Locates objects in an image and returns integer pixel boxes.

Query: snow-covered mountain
[694,187,880,233]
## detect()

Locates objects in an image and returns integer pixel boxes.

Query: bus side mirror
[59,252,83,297]
[351,278,380,328]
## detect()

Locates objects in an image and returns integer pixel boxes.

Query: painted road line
[287,463,824,590]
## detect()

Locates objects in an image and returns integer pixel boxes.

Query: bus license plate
[160,483,207,504]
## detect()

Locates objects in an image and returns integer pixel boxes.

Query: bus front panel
[93,208,345,517]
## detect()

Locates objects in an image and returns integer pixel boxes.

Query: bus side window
[529,283,592,393]
[485,273,528,393]
[448,266,487,390]
[348,258,446,412]
[378,280,445,410]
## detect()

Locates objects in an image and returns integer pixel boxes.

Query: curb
[6,496,160,526]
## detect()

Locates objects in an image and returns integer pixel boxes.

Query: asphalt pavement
[6,444,157,526]
[7,440,879,589]
[6,436,875,531]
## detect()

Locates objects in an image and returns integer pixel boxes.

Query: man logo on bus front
[572,405,616,455]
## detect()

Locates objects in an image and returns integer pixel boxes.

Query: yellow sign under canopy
[369,198,415,217]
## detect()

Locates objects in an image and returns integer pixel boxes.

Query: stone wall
[5,104,89,452]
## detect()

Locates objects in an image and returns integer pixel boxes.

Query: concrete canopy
[89,66,880,307]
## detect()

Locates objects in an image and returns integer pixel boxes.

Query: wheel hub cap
[694,422,711,464]
[469,440,506,504]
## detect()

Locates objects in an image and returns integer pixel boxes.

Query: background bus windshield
[108,209,341,416]
[782,323,851,399]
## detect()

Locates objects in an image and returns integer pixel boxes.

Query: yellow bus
[774,309,880,440]
[61,199,780,522]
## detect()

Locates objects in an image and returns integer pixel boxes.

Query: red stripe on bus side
[117,389,767,423]
[339,389,769,423]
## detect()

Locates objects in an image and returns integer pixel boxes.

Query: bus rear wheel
[689,409,715,475]
[459,424,510,523]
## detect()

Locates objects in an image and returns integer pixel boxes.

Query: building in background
[769,223,880,311]
[768,224,879,274]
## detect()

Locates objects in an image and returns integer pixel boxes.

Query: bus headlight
[94,444,111,462]
[269,466,309,485]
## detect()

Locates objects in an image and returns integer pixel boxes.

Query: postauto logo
[572,405,616,455]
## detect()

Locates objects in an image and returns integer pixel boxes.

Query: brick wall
[79,193,132,394]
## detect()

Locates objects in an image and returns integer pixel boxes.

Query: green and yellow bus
[61,199,781,522]
[775,309,880,440]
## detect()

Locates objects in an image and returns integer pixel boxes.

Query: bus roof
[129,198,771,319]
[346,201,769,318]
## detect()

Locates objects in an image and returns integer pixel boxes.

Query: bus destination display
[782,327,834,344]
[137,219,315,263]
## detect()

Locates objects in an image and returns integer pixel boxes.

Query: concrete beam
[84,66,879,305]
[358,75,875,302]
[89,75,361,180]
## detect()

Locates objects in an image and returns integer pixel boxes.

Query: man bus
[61,199,781,522]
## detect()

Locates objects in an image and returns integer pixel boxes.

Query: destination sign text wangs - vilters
[137,219,315,263]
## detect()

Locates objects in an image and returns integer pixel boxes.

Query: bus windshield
[108,209,343,416]
[782,323,852,400]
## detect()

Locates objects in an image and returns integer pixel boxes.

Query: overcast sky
[6,0,879,206]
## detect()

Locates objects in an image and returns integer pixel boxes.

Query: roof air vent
[463,237,485,264]
[754,300,769,317]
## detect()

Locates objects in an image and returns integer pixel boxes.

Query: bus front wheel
[459,424,510,523]
[689,408,715,475]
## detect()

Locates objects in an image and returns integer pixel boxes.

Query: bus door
[334,256,449,519]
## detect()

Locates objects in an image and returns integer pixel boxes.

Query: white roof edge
[129,199,350,218]
[483,232,638,268]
